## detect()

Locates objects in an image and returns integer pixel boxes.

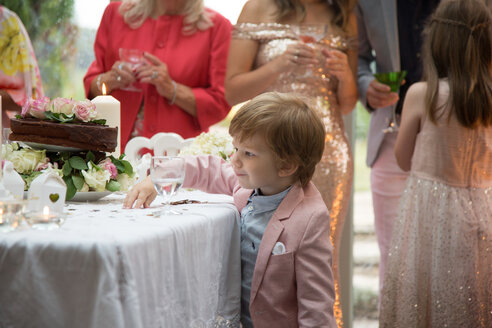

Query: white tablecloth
[0,191,241,328]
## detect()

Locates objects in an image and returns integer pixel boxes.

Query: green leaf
[69,156,88,170]
[62,161,72,176]
[106,180,121,192]
[71,175,85,191]
[86,151,95,163]
[64,176,76,200]
[15,114,22,119]
[44,111,75,123]
[122,160,134,176]
[90,119,107,125]
[113,159,126,173]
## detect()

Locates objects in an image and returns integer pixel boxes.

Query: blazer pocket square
[272,242,286,255]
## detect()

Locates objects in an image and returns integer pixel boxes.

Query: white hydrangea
[179,130,234,160]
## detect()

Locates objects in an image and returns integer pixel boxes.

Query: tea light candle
[43,206,50,223]
[91,83,121,156]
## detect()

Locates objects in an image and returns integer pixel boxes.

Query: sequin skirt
[379,175,492,327]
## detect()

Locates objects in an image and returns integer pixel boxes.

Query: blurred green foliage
[1,0,77,97]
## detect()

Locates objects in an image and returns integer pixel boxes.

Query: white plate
[69,191,112,202]
[23,142,83,152]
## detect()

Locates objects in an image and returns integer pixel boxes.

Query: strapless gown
[379,109,492,327]
[233,23,356,327]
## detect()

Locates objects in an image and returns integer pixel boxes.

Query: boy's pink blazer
[182,156,337,328]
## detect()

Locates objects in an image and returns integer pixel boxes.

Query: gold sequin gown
[233,23,355,327]
[379,108,492,327]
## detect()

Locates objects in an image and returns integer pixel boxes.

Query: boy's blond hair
[229,92,325,187]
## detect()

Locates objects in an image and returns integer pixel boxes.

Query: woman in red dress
[84,0,232,150]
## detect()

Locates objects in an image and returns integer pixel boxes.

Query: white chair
[125,132,194,182]
[125,132,194,163]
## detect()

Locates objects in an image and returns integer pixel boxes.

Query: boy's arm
[123,155,237,208]
[295,207,337,327]
[182,155,238,195]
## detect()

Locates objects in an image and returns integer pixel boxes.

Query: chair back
[125,132,194,162]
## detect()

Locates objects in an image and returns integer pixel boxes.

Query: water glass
[150,156,185,216]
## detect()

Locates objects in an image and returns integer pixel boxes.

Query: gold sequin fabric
[379,112,492,327]
[233,23,356,327]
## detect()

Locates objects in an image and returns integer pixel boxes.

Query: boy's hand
[123,176,157,209]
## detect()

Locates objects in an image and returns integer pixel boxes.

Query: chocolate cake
[9,118,118,152]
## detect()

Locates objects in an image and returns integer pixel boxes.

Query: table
[0,191,241,328]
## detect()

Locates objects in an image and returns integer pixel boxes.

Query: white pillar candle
[91,85,121,157]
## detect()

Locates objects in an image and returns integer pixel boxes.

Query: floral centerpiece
[1,143,135,200]
[20,96,106,124]
[179,130,234,160]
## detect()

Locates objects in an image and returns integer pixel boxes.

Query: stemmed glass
[150,156,185,216]
[374,71,407,133]
[119,48,144,92]
[291,24,329,78]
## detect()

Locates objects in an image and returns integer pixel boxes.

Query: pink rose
[21,99,33,117]
[29,97,51,119]
[100,158,118,179]
[50,97,74,115]
[72,100,97,122]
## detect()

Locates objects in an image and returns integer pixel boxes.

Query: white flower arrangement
[179,130,234,160]
[1,143,136,200]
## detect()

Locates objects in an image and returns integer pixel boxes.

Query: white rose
[117,173,136,191]
[50,97,75,115]
[81,162,111,192]
[6,148,47,174]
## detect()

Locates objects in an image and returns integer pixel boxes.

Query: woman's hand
[135,52,176,102]
[106,60,136,91]
[322,49,352,81]
[123,176,157,209]
[270,43,316,74]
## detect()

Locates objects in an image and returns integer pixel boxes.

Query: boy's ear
[278,162,298,177]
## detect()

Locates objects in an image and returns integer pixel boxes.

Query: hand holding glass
[374,70,407,133]
[119,48,144,92]
[291,24,328,78]
[150,156,185,216]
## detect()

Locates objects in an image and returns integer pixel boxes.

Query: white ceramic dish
[69,191,112,202]
[23,142,83,152]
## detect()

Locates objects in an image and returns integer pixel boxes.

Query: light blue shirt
[240,187,291,328]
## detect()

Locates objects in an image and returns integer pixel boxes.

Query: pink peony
[50,97,75,115]
[72,100,97,122]
[29,96,51,119]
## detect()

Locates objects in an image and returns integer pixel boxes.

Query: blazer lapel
[380,0,400,71]
[249,184,304,304]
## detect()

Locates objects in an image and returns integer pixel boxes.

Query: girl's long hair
[119,0,213,34]
[422,0,491,127]
[274,0,355,30]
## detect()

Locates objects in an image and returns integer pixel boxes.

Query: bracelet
[96,74,103,92]
[168,80,177,105]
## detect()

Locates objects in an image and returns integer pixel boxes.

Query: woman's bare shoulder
[237,0,278,24]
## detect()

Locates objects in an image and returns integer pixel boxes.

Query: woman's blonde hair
[229,92,325,187]
[422,0,492,127]
[119,0,213,34]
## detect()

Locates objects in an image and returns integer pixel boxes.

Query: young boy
[124,92,336,328]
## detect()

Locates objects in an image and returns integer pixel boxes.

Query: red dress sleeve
[192,13,232,131]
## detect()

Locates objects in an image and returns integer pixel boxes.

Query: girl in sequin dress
[225,1,358,326]
[379,1,492,327]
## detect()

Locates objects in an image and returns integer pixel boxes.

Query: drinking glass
[291,24,329,78]
[150,156,185,216]
[119,48,145,92]
[374,71,407,133]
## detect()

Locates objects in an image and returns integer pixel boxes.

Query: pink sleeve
[192,14,232,130]
[182,155,238,195]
